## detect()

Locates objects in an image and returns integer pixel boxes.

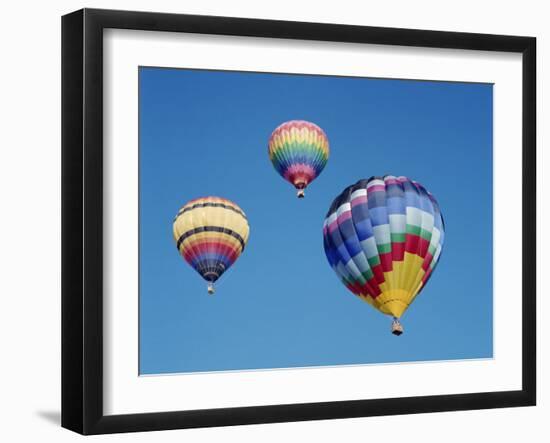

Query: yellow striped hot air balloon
[173,196,250,294]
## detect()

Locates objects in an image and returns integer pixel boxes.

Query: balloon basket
[391,318,403,336]
[207,283,215,295]
[296,189,305,198]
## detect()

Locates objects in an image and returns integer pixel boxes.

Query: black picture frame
[62,8,536,435]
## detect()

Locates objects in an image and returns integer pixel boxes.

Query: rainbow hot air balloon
[268,120,329,198]
[323,176,445,335]
[173,196,250,294]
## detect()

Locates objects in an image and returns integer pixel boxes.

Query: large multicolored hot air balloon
[323,176,445,335]
[173,196,250,294]
[268,120,329,198]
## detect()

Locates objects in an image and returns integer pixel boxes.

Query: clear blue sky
[139,67,493,375]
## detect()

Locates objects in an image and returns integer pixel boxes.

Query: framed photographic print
[61,8,536,435]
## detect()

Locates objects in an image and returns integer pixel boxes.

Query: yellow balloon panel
[358,253,426,318]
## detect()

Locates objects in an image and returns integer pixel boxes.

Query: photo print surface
[139,67,493,375]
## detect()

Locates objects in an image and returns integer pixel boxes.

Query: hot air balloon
[322,176,445,335]
[268,120,329,198]
[173,196,250,294]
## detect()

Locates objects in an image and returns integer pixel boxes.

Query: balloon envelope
[268,120,329,197]
[323,176,445,319]
[173,197,250,290]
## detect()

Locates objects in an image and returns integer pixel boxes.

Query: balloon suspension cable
[295,182,306,199]
[391,317,403,336]
[207,282,215,295]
